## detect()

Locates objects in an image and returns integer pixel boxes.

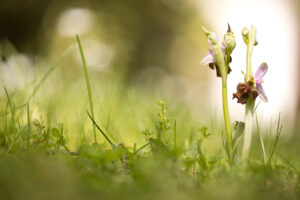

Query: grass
[0,38,299,200]
[76,35,97,143]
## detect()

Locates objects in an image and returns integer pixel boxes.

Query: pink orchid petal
[221,42,226,55]
[200,53,215,65]
[256,83,268,102]
[254,62,268,81]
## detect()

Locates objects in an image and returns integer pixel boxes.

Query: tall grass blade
[76,35,97,143]
[266,114,282,167]
[256,114,267,163]
[27,103,31,131]
[4,87,15,126]
[27,45,74,103]
[174,120,177,149]
[3,125,27,160]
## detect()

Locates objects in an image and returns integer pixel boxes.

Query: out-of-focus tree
[0,0,204,78]
[0,0,53,53]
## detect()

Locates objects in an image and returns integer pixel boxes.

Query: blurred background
[0,0,299,133]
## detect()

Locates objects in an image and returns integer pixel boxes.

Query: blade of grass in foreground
[256,114,267,164]
[76,35,97,143]
[26,44,74,103]
[266,114,282,167]
[86,111,114,147]
[4,125,27,156]
[4,87,15,126]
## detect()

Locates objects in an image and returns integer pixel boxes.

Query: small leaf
[52,128,61,138]
[197,127,211,138]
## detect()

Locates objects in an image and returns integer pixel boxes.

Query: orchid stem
[202,27,233,164]
[213,45,233,164]
[222,79,233,164]
[242,98,254,160]
[242,26,256,160]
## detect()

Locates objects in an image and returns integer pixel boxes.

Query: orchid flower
[254,62,268,102]
[233,62,268,104]
[200,33,225,65]
[200,32,231,77]
[201,26,236,164]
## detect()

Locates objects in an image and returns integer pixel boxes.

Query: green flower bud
[223,25,236,56]
[201,26,218,45]
[242,27,249,44]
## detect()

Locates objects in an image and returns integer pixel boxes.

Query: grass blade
[86,111,113,147]
[174,120,177,149]
[266,114,282,167]
[0,104,27,117]
[3,125,28,160]
[4,87,15,126]
[27,45,74,103]
[256,114,267,163]
[76,35,97,143]
[275,151,298,171]
[134,143,150,156]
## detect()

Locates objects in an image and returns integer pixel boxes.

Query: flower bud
[223,25,236,56]
[242,27,249,44]
[201,26,218,45]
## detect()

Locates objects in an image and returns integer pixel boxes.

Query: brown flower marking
[208,57,232,77]
[232,81,258,104]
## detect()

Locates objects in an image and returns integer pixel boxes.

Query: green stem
[242,99,254,160]
[213,45,233,164]
[222,81,233,163]
[242,26,256,160]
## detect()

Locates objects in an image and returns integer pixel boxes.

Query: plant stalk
[212,45,233,164]
[242,26,256,160]
[242,99,254,160]
[222,81,233,163]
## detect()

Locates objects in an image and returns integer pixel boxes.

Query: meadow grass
[0,41,299,200]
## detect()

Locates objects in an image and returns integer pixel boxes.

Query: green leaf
[149,138,169,155]
[52,128,61,138]
[232,121,245,152]
[196,140,208,170]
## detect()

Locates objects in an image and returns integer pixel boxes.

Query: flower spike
[200,27,232,77]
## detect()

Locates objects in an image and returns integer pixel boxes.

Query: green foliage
[156,99,171,138]
[31,120,68,151]
[0,43,298,200]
